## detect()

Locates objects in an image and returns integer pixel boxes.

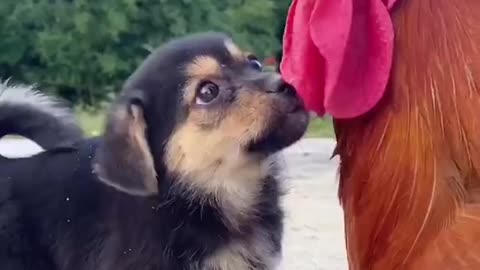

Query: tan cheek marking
[165,121,238,175]
[223,90,275,145]
[165,121,270,228]
[189,108,223,128]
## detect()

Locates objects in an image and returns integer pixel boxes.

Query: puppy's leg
[0,193,56,270]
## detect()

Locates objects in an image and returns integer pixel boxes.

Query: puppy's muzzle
[265,77,304,113]
[247,74,309,154]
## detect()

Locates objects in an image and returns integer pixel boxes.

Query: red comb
[281,0,398,118]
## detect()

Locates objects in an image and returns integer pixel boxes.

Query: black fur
[0,138,283,270]
[0,32,307,270]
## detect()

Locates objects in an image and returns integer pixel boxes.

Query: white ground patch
[279,139,347,270]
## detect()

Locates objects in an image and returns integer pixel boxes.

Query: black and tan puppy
[0,32,308,270]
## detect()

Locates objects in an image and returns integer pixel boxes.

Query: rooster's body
[282,0,480,269]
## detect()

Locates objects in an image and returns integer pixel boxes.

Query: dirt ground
[278,139,347,270]
[0,137,347,270]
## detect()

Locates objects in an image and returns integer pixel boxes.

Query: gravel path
[0,137,347,270]
[280,139,346,270]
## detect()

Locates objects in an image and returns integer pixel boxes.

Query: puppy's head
[93,32,309,197]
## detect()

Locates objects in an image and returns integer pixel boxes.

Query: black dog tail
[0,81,84,150]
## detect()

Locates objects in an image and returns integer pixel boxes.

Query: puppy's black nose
[276,81,297,97]
[266,77,298,98]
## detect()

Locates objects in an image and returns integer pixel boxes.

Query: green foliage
[0,0,290,106]
[274,0,292,70]
[307,117,335,138]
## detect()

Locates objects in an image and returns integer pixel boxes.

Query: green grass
[306,116,334,138]
[75,107,106,137]
[75,108,335,138]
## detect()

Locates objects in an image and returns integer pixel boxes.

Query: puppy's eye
[196,82,219,105]
[249,59,263,71]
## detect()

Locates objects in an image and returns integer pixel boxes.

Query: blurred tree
[0,0,287,106]
[274,0,292,71]
[223,0,279,58]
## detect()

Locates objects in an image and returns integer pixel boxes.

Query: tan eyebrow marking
[224,39,244,61]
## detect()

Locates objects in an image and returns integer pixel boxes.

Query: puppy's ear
[93,92,158,196]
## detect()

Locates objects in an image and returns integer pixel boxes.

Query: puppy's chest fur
[163,178,282,270]
[99,171,283,270]
[201,230,280,270]
[156,145,283,269]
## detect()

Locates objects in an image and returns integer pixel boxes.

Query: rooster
[281,0,480,269]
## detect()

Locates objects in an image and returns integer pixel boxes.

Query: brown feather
[335,0,480,269]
